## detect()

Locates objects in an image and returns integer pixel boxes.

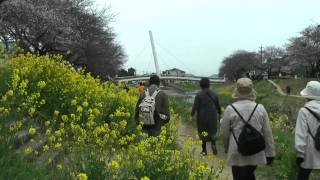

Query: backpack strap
[304,107,320,141]
[230,103,259,145]
[230,103,259,125]
[151,89,160,99]
[145,88,151,98]
[304,107,320,122]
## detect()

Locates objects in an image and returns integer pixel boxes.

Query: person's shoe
[211,144,218,155]
[200,151,207,156]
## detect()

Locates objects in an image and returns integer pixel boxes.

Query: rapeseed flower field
[0,54,224,179]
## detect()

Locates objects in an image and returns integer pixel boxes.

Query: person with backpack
[135,75,170,137]
[191,77,221,155]
[295,81,320,180]
[221,78,275,180]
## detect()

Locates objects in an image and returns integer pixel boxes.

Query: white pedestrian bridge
[115,75,226,83]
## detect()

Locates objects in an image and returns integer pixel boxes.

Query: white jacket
[221,100,276,166]
[295,100,320,169]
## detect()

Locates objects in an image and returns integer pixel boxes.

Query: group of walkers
[134,75,320,180]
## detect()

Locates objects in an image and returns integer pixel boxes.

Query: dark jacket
[191,88,221,141]
[135,84,170,130]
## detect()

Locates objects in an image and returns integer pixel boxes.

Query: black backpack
[230,104,266,156]
[304,107,320,151]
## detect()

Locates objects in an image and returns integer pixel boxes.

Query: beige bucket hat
[300,81,320,100]
[232,78,256,100]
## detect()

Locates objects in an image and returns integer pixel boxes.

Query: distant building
[162,68,186,77]
[162,68,186,84]
[209,74,219,78]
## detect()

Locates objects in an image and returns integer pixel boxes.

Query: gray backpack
[138,88,160,125]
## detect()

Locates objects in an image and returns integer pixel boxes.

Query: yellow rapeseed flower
[54,110,59,117]
[28,127,36,135]
[37,81,46,89]
[141,176,150,180]
[43,145,49,152]
[45,121,50,126]
[56,164,63,170]
[108,160,120,170]
[82,101,89,108]
[77,106,83,113]
[24,147,32,155]
[28,107,36,116]
[7,90,14,96]
[54,143,62,149]
[71,99,77,106]
[77,173,88,180]
[136,160,144,169]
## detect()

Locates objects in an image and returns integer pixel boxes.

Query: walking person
[295,81,320,180]
[221,78,275,180]
[191,77,221,155]
[135,75,170,137]
[138,82,145,94]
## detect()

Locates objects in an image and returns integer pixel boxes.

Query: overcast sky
[95,0,320,76]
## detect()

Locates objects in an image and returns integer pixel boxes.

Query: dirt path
[176,120,233,180]
[268,80,302,98]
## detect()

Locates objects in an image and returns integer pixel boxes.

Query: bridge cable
[155,42,196,75]
[130,40,150,69]
[157,53,173,71]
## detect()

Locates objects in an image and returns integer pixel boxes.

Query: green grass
[0,140,50,179]
[257,129,297,179]
[274,78,318,95]
[0,65,10,94]
[175,82,199,91]
[170,97,195,126]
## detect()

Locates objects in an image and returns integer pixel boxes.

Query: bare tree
[0,0,125,78]
[287,24,320,77]
[219,50,260,81]
[263,46,287,77]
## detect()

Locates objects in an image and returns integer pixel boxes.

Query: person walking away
[286,86,291,95]
[295,81,320,180]
[135,75,170,136]
[221,78,275,180]
[138,82,145,94]
[191,77,221,155]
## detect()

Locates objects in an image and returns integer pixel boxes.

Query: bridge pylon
[149,30,161,77]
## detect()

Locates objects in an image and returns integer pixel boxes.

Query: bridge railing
[115,75,226,83]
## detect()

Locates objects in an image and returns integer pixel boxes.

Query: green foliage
[257,129,297,179]
[274,79,318,95]
[170,97,194,125]
[176,82,199,91]
[0,140,50,179]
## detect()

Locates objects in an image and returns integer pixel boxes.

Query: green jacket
[135,84,170,130]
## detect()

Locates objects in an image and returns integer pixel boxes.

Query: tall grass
[0,140,50,179]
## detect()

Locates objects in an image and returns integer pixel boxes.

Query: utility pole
[149,30,160,77]
[260,45,264,64]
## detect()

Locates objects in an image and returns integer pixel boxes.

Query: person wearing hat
[221,78,276,180]
[191,77,221,155]
[295,81,320,180]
